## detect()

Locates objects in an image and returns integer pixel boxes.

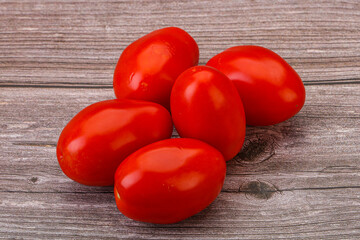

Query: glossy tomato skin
[170,66,246,161]
[207,45,306,126]
[113,27,199,110]
[114,138,226,224]
[56,99,173,186]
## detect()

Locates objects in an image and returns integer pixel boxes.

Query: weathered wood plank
[1,0,360,87]
[0,85,359,193]
[0,85,359,239]
[1,0,360,239]
[1,189,360,239]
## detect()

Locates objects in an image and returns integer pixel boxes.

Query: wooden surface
[1,0,360,239]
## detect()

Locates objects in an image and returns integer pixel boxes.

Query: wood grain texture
[0,85,359,239]
[1,0,360,87]
[1,0,360,239]
[1,190,360,239]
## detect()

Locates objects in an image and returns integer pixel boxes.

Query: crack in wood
[321,165,360,173]
[2,186,360,195]
[12,141,57,147]
[0,190,114,194]
[0,84,113,89]
[0,79,359,89]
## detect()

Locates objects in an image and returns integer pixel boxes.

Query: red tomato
[114,138,226,224]
[170,66,246,161]
[113,27,199,110]
[207,45,306,126]
[56,99,173,186]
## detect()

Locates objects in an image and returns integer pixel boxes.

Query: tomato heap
[57,27,305,224]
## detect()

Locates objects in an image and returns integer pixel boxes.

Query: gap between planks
[0,79,360,88]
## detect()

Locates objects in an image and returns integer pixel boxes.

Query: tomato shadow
[59,182,114,204]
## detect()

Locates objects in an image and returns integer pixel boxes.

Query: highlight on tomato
[170,66,246,161]
[114,138,226,224]
[57,99,173,186]
[113,27,199,110]
[207,45,306,126]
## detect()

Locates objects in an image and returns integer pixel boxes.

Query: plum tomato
[207,45,306,126]
[170,66,246,161]
[113,27,199,110]
[56,99,173,186]
[114,138,226,224]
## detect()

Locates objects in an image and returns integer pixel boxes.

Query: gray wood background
[1,0,359,239]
